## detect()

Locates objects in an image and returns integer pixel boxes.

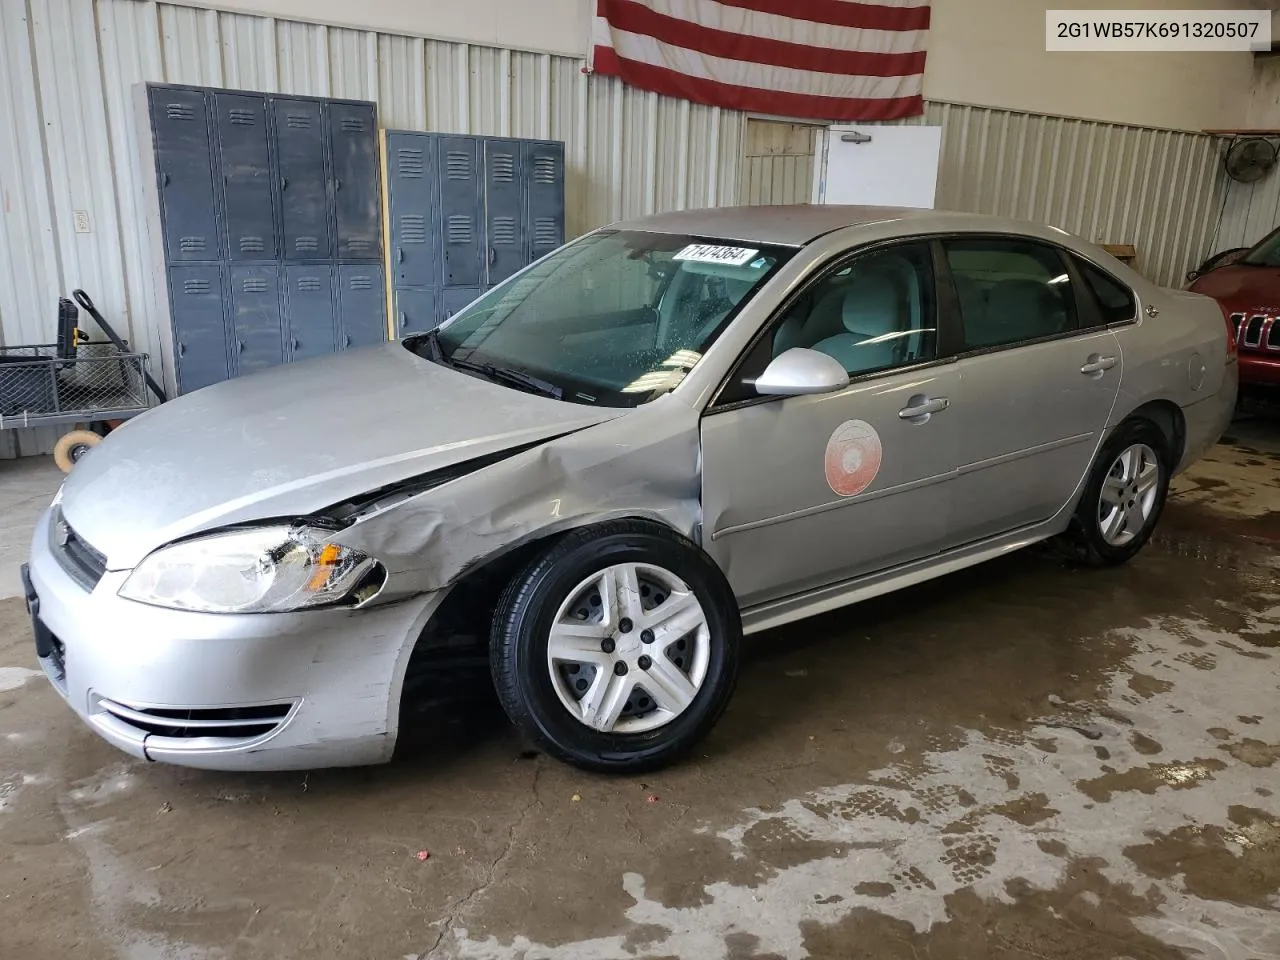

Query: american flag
[590,0,930,121]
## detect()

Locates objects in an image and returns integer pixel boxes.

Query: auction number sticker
[825,420,883,498]
[674,244,759,266]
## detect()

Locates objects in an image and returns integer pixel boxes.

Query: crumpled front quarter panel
[335,398,705,598]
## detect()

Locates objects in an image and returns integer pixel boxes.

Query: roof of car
[610,205,1047,248]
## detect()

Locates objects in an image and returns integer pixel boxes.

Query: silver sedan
[23,205,1237,772]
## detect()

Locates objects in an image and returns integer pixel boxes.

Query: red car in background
[1189,228,1280,389]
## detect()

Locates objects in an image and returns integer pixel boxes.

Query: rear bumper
[1239,352,1280,387]
[1177,365,1238,475]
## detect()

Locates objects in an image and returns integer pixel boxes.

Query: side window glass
[1077,258,1136,324]
[944,239,1077,349]
[768,243,937,377]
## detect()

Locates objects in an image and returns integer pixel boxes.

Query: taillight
[1221,307,1240,356]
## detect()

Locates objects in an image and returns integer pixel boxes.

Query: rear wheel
[1056,419,1170,567]
[490,520,740,773]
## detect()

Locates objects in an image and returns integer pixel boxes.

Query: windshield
[417,230,792,406]
[1242,227,1280,266]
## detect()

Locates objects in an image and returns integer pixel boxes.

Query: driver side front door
[699,241,959,610]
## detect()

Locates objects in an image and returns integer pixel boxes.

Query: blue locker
[284,265,337,361]
[168,266,230,393]
[388,132,440,288]
[229,264,285,376]
[329,102,381,260]
[441,286,481,326]
[526,140,566,262]
[484,139,525,285]
[339,265,388,349]
[395,287,443,336]
[214,93,277,261]
[439,136,483,287]
[150,89,219,262]
[273,98,330,260]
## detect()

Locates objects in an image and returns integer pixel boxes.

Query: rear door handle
[1080,354,1118,376]
[898,395,949,421]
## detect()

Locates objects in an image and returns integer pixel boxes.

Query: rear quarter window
[1076,258,1136,324]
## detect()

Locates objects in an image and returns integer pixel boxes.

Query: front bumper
[26,508,441,771]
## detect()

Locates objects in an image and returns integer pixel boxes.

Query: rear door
[700,241,958,608]
[940,236,1123,545]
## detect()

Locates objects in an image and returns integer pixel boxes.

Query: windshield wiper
[447,356,564,400]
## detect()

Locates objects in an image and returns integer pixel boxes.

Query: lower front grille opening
[97,699,292,740]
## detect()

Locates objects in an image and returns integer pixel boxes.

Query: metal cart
[0,292,164,471]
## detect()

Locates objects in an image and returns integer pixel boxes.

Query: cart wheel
[54,430,102,474]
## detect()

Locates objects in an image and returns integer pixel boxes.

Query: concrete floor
[1,414,1279,960]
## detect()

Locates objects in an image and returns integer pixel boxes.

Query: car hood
[1189,264,1280,310]
[59,344,622,569]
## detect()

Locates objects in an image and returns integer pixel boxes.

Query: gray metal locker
[526,141,566,262]
[439,136,483,287]
[273,98,330,260]
[442,287,481,325]
[339,265,388,349]
[168,265,230,393]
[214,93,278,261]
[388,132,440,288]
[394,288,443,337]
[484,139,525,285]
[329,102,381,260]
[284,265,337,361]
[229,264,285,376]
[151,88,220,263]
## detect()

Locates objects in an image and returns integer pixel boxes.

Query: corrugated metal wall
[1213,140,1280,255]
[859,102,1229,289]
[0,0,1233,458]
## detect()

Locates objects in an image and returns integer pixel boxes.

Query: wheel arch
[1118,398,1186,468]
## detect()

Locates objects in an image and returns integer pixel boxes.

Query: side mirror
[753,348,850,397]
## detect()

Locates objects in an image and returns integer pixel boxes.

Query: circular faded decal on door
[825,419,883,497]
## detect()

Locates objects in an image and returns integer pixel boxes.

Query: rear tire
[490,520,740,773]
[1056,419,1171,567]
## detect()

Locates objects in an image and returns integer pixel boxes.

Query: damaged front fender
[326,397,705,602]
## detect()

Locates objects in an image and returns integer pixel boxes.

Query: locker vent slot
[346,238,371,253]
[348,275,374,290]
[285,113,311,128]
[533,218,559,246]
[491,216,517,245]
[491,153,516,182]
[340,117,365,132]
[446,151,471,179]
[446,215,473,245]
[400,214,426,243]
[239,237,265,253]
[398,149,425,177]
[182,279,211,295]
[294,236,319,253]
[166,102,195,121]
[179,237,207,253]
[242,278,269,293]
[297,277,322,292]
[533,156,557,183]
[228,108,255,125]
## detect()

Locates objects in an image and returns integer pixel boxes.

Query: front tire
[490,520,740,773]
[1057,419,1171,567]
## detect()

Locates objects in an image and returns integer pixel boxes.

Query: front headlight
[118,525,381,613]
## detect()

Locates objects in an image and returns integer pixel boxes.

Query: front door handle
[1080,354,1118,376]
[898,395,950,422]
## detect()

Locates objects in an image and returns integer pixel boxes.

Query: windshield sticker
[674,244,760,267]
[825,419,883,497]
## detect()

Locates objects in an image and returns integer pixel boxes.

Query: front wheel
[1056,420,1171,567]
[490,520,740,773]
